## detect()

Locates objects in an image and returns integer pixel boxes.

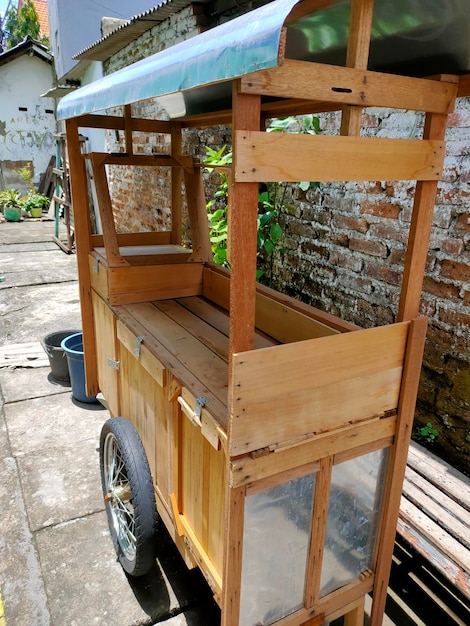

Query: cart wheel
[100,417,158,576]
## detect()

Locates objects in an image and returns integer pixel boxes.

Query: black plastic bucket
[42,330,80,382]
[61,332,98,403]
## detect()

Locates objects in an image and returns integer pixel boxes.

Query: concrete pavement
[0,219,220,625]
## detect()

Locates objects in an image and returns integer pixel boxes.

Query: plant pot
[4,206,22,221]
[29,207,43,218]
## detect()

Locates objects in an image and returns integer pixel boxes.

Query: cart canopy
[57,0,470,121]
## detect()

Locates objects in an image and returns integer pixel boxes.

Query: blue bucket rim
[61,332,84,355]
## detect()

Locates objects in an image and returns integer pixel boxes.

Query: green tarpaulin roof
[57,0,470,121]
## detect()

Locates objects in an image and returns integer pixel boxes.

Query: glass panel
[239,472,316,626]
[320,448,389,597]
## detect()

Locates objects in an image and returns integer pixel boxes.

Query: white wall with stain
[0,53,56,186]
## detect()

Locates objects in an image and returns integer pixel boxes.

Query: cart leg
[344,597,365,626]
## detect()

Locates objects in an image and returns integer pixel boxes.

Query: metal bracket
[107,358,120,370]
[195,396,206,419]
[134,335,145,357]
[94,257,100,273]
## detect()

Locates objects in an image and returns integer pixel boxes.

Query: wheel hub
[105,483,132,505]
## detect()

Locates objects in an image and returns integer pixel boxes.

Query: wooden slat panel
[230,419,396,488]
[107,263,204,300]
[117,320,165,387]
[234,131,445,183]
[230,323,409,455]
[407,441,470,512]
[403,466,470,549]
[75,113,172,133]
[176,296,276,349]
[91,293,119,416]
[122,302,229,412]
[202,266,355,337]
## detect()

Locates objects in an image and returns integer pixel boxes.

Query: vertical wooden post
[340,0,374,136]
[228,81,261,359]
[370,316,428,625]
[398,110,450,322]
[124,104,133,156]
[65,118,99,396]
[183,166,212,262]
[170,122,183,245]
[221,485,246,626]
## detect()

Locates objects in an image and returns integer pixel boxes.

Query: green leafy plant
[14,164,34,190]
[413,422,439,445]
[22,191,49,213]
[0,188,22,209]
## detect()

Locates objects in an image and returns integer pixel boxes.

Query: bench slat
[399,498,470,576]
[407,442,470,512]
[404,466,470,549]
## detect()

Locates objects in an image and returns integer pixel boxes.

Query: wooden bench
[398,441,470,602]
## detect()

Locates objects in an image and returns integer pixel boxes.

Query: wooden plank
[403,467,470,547]
[89,254,109,300]
[65,118,99,396]
[343,598,365,626]
[0,342,49,368]
[234,131,445,183]
[75,113,172,133]
[458,74,470,98]
[91,231,172,247]
[370,316,428,626]
[240,61,457,115]
[124,104,133,156]
[155,299,230,361]
[107,263,204,297]
[407,441,470,512]
[230,418,396,488]
[398,113,448,321]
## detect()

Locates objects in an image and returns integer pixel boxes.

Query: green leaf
[298,181,310,191]
[264,239,275,255]
[269,222,282,243]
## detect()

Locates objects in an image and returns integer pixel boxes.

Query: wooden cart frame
[59,1,469,624]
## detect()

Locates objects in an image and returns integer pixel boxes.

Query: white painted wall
[0,54,56,185]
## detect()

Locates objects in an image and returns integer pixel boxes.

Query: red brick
[455,213,470,231]
[329,250,363,273]
[446,110,470,127]
[349,238,388,258]
[360,200,401,219]
[364,261,401,286]
[332,215,369,234]
[369,223,408,244]
[423,277,460,300]
[440,259,470,282]
[464,291,470,306]
[438,308,470,329]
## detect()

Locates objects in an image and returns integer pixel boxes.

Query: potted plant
[23,191,50,218]
[0,189,23,221]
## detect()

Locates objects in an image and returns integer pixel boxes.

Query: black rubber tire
[99,417,158,576]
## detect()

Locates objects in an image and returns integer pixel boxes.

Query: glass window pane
[239,472,316,626]
[320,448,389,597]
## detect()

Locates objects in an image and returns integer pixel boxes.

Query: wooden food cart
[57,0,469,624]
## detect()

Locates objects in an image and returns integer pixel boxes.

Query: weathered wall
[0,54,56,190]
[103,10,469,475]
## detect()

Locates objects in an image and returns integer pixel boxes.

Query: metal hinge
[107,358,120,370]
